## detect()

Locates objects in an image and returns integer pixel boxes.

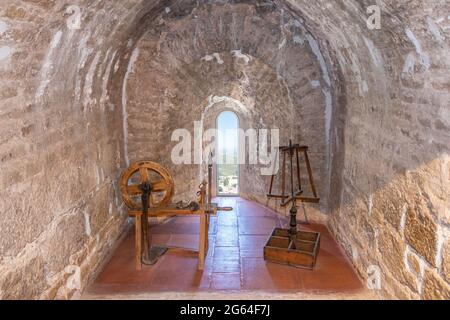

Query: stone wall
[125,2,329,221]
[0,0,448,300]
[281,0,450,299]
[0,0,161,299]
[115,0,450,299]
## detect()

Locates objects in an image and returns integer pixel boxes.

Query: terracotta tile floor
[86,198,363,295]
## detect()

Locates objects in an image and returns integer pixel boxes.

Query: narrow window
[216,111,239,196]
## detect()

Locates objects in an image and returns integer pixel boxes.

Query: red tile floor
[86,198,363,295]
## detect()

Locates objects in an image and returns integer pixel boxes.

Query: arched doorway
[216,111,240,196]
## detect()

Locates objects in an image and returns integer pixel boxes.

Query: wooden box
[264,228,320,270]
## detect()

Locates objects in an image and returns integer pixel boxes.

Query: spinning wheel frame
[119,160,232,270]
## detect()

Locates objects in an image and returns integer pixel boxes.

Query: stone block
[378,229,419,293]
[86,185,111,235]
[380,270,420,300]
[422,269,450,300]
[41,212,87,275]
[0,255,45,300]
[372,187,405,230]
[404,208,438,266]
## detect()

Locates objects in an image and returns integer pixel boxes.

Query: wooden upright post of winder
[264,141,321,270]
[267,144,320,206]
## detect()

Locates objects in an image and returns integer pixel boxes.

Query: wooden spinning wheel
[119,160,233,271]
[119,161,174,210]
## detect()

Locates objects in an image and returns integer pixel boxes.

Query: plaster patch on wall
[35,30,63,100]
[323,88,333,144]
[310,80,320,88]
[293,35,304,45]
[101,50,117,109]
[402,52,416,78]
[0,20,9,34]
[74,33,93,101]
[427,17,444,44]
[83,211,91,236]
[351,245,359,261]
[114,57,120,73]
[201,53,224,64]
[435,225,445,269]
[122,47,140,166]
[278,38,287,50]
[231,50,251,64]
[400,204,408,236]
[345,49,365,96]
[362,80,369,93]
[79,42,93,70]
[363,36,383,68]
[0,46,11,61]
[405,28,430,71]
[305,34,331,86]
[212,53,224,64]
[83,51,101,110]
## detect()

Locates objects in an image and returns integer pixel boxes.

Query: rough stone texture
[422,269,450,300]
[0,0,449,300]
[405,207,438,266]
[0,255,46,300]
[443,240,450,283]
[125,3,329,221]
[0,0,147,299]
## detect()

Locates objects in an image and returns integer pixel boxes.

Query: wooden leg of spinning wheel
[135,214,142,271]
[205,214,210,253]
[198,211,207,271]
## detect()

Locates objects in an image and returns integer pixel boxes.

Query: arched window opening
[216,111,240,196]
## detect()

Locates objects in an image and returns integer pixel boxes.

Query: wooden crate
[264,228,321,270]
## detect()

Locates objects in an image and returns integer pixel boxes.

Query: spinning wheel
[119,161,174,210]
[119,160,232,270]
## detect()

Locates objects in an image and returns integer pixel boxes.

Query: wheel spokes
[127,184,142,195]
[126,179,169,197]
[139,167,150,183]
[151,179,169,192]
[120,161,174,210]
